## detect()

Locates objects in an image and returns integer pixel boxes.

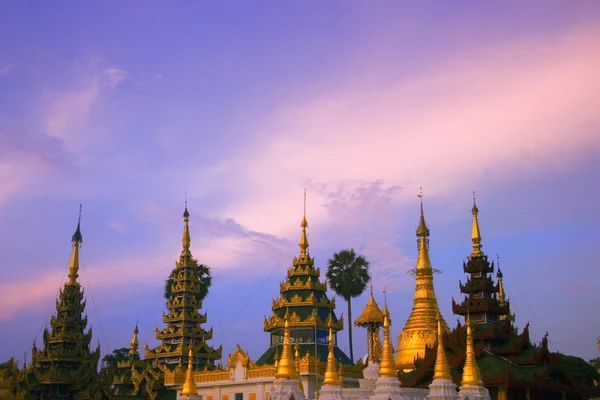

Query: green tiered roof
[451,198,510,332]
[145,206,222,370]
[256,202,351,366]
[28,209,101,400]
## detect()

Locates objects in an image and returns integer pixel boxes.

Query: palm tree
[326,248,370,364]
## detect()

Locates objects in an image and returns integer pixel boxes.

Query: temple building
[165,200,362,400]
[256,203,350,366]
[396,194,449,372]
[146,205,223,369]
[401,197,600,399]
[20,209,101,400]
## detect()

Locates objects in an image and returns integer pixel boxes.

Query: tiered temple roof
[396,193,448,372]
[256,198,351,366]
[145,206,222,370]
[401,197,600,399]
[27,208,101,400]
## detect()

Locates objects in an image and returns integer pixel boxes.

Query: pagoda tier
[399,320,600,399]
[396,195,449,372]
[256,201,351,366]
[452,199,510,332]
[145,206,222,370]
[28,209,101,400]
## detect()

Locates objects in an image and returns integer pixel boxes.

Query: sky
[1,1,600,366]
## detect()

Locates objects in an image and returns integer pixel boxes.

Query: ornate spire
[129,321,139,357]
[461,313,483,387]
[397,190,448,371]
[354,275,384,326]
[299,189,309,258]
[275,311,297,380]
[323,315,340,386]
[497,266,506,306]
[416,188,432,272]
[379,298,397,378]
[470,192,484,258]
[68,205,83,285]
[433,315,451,380]
[182,199,191,258]
[181,348,198,396]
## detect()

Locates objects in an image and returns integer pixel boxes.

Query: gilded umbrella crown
[355,280,384,326]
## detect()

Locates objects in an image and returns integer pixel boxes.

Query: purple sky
[1,1,600,365]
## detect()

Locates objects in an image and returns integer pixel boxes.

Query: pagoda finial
[181,199,191,257]
[68,205,83,285]
[275,311,297,379]
[470,192,484,258]
[496,254,506,306]
[370,272,373,296]
[181,348,198,396]
[299,189,309,258]
[415,189,432,273]
[461,312,483,387]
[129,320,139,357]
[379,301,397,378]
[433,313,451,380]
[323,313,340,386]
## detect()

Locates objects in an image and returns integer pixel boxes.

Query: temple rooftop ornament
[396,189,448,371]
[378,298,397,378]
[355,277,384,365]
[181,349,199,397]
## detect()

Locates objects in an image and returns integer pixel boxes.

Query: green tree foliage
[163,263,212,302]
[101,347,133,370]
[326,248,370,364]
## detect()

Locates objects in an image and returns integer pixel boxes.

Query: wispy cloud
[104,67,128,88]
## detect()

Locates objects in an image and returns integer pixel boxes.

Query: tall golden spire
[433,315,451,380]
[68,205,83,285]
[181,348,198,396]
[323,314,339,386]
[129,321,139,357]
[416,188,432,272]
[461,314,483,387]
[379,295,397,378]
[397,189,448,371]
[299,189,309,259]
[181,198,192,258]
[275,311,297,380]
[497,267,506,307]
[470,192,484,258]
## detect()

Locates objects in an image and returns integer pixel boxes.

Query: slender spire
[379,298,397,378]
[129,321,139,357]
[275,310,297,379]
[68,205,83,285]
[323,314,339,386]
[433,314,451,380]
[181,348,198,396]
[470,192,484,258]
[416,188,432,272]
[461,313,483,387]
[299,189,309,258]
[497,255,506,306]
[181,199,191,258]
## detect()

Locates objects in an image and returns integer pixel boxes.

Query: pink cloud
[215,23,600,238]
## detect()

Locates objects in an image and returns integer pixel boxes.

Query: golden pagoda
[396,191,448,371]
[28,206,101,400]
[257,191,349,366]
[461,314,483,387]
[181,349,198,397]
[322,316,340,386]
[146,204,222,369]
[432,316,451,381]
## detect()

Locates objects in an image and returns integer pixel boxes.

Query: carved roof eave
[263,312,344,331]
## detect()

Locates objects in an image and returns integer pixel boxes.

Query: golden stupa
[396,191,449,371]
